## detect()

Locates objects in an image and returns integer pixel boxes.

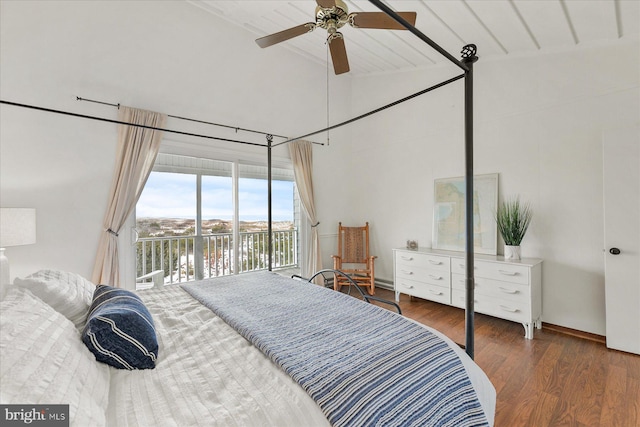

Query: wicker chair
[332,222,376,295]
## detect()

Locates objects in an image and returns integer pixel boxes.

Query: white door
[603,126,640,355]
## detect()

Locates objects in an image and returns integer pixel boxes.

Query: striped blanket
[182,271,489,427]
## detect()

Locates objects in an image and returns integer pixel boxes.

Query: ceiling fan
[255,0,417,75]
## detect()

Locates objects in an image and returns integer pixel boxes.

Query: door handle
[609,247,621,255]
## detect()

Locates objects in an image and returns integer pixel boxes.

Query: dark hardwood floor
[355,287,640,427]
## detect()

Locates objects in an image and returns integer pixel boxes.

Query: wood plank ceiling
[188,0,639,75]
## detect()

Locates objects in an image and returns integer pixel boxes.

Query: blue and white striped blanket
[182,271,489,427]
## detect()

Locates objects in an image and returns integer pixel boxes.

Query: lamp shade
[0,208,37,247]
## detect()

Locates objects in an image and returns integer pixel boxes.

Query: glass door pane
[238,164,296,273]
[238,173,268,272]
[136,171,196,285]
[202,174,234,277]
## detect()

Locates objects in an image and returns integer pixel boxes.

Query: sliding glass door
[134,154,297,287]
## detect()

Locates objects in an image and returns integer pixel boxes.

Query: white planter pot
[504,245,521,260]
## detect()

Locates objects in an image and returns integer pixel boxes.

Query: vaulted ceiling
[188,0,639,75]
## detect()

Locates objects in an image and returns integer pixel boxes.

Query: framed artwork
[432,173,498,255]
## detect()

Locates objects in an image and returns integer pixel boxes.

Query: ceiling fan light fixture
[315,0,349,31]
[256,0,417,74]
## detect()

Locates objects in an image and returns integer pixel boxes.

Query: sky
[136,171,294,221]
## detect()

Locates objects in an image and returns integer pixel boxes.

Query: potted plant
[495,196,533,260]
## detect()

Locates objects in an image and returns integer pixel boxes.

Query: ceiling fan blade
[316,0,336,8]
[350,11,417,30]
[256,22,316,48]
[328,33,349,75]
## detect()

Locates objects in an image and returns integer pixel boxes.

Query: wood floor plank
[600,364,628,427]
[526,391,559,427]
[626,376,640,426]
[534,341,564,392]
[544,339,581,398]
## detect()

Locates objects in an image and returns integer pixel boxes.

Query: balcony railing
[136,229,298,286]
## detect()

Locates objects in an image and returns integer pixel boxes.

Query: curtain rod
[0,100,269,148]
[75,96,289,139]
[75,96,324,146]
[273,73,464,147]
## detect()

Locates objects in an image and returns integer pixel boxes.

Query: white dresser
[393,247,542,339]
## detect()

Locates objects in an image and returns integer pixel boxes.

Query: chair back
[337,222,370,264]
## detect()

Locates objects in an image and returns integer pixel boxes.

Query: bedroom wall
[312,39,639,335]
[0,1,350,283]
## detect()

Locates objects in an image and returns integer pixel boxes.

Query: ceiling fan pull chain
[326,41,330,146]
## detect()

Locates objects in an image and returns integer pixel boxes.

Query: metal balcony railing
[136,229,298,286]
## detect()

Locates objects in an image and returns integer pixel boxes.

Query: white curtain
[92,106,166,286]
[288,140,322,280]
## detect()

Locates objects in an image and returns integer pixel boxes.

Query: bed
[0,269,495,426]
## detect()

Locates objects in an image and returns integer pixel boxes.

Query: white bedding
[1,271,495,427]
[0,286,111,426]
[107,284,330,427]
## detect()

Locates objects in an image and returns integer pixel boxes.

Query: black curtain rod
[273,73,464,148]
[76,96,289,139]
[367,0,469,72]
[0,100,268,148]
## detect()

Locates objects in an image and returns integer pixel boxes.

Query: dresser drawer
[396,264,450,287]
[395,251,450,272]
[451,273,529,304]
[396,278,451,305]
[452,289,530,323]
[451,259,530,285]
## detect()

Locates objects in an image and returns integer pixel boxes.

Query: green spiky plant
[495,196,533,246]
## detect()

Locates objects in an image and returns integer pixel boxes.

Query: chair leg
[332,258,342,292]
[368,277,375,295]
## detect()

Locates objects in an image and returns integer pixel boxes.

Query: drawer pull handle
[429,274,442,280]
[499,287,519,294]
[428,260,442,265]
[400,256,414,261]
[498,270,518,276]
[401,270,414,275]
[401,284,414,289]
[499,305,519,313]
[429,290,443,295]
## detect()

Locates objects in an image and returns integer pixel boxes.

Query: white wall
[0,1,350,282]
[313,40,639,335]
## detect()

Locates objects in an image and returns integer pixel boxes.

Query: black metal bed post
[366,0,480,360]
[462,44,479,359]
[267,134,273,272]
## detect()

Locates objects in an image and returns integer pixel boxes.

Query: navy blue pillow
[82,285,158,370]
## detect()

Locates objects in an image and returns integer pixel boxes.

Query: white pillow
[13,270,96,329]
[0,286,110,426]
